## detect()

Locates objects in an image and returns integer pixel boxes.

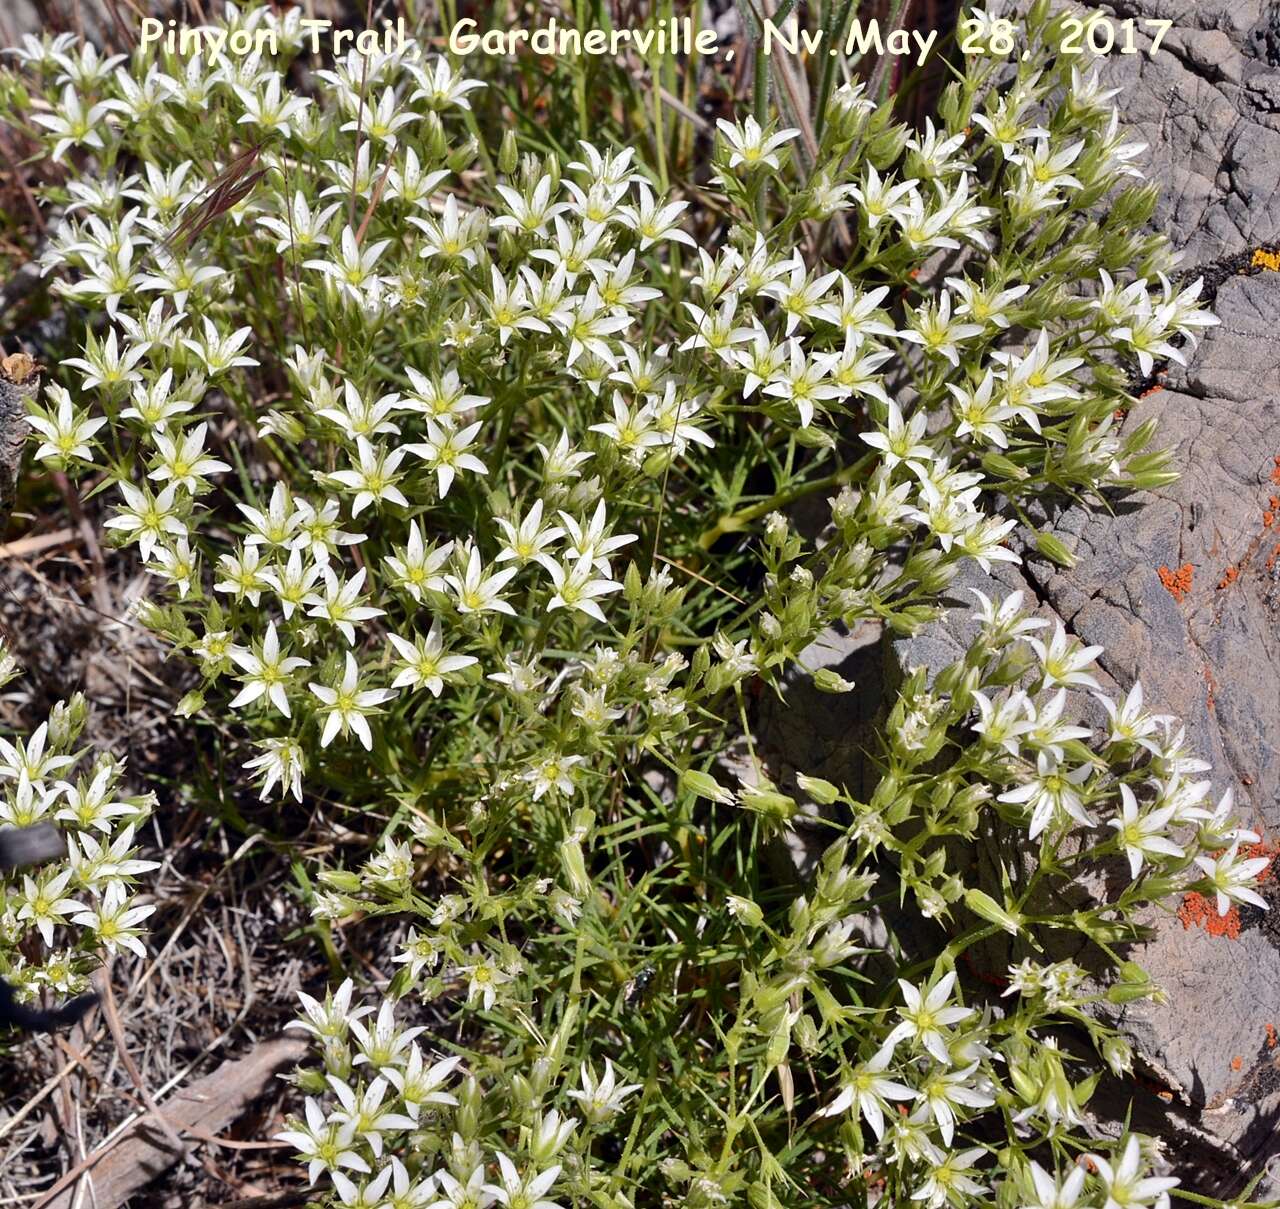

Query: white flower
[328,437,409,515]
[244,737,307,802]
[181,318,259,376]
[411,194,486,267]
[913,1061,995,1145]
[849,162,921,223]
[553,500,637,576]
[715,116,799,171]
[460,953,513,1011]
[886,971,974,1064]
[493,174,568,237]
[0,722,75,787]
[484,1155,563,1209]
[1027,623,1104,692]
[619,182,693,250]
[25,386,106,464]
[495,499,565,564]
[239,482,300,549]
[148,421,231,491]
[305,567,385,644]
[860,400,932,471]
[228,622,311,718]
[819,1039,914,1139]
[260,548,324,619]
[383,524,452,601]
[309,653,395,750]
[1022,1160,1088,1209]
[444,545,518,616]
[1090,1136,1178,1209]
[349,998,426,1075]
[31,84,116,160]
[234,73,311,136]
[910,1147,988,1209]
[565,1058,642,1124]
[1194,839,1271,917]
[305,226,392,300]
[404,419,488,498]
[409,56,484,110]
[287,977,370,1043]
[16,867,86,947]
[998,751,1095,840]
[542,555,622,624]
[70,880,154,958]
[428,1166,492,1209]
[384,1047,461,1120]
[1107,784,1183,879]
[325,1074,415,1159]
[523,754,584,802]
[102,481,187,562]
[257,190,341,254]
[275,1096,372,1186]
[339,85,418,148]
[387,626,477,696]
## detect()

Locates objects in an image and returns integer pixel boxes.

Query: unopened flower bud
[812,668,856,693]
[498,129,518,176]
[1102,1034,1133,1076]
[796,773,841,806]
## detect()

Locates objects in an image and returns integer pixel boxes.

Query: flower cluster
[0,1,1264,1206]
[279,980,636,1209]
[0,648,158,1001]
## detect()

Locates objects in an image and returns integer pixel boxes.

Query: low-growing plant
[0,650,158,1007]
[0,1,1271,1205]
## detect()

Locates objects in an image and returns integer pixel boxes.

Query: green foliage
[1,4,1271,1207]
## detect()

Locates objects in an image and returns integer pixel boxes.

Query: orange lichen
[1158,563,1193,601]
[1218,565,1240,589]
[1231,1055,1243,1071]
[1272,456,1280,487]
[1177,891,1241,939]
[1253,248,1280,272]
[1139,383,1165,399]
[1267,1022,1278,1050]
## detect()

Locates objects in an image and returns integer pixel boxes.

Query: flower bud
[796,773,842,806]
[738,785,797,822]
[764,1009,794,1069]
[558,837,591,899]
[498,128,518,176]
[812,668,856,693]
[964,888,1023,935]
[47,693,88,748]
[794,1012,820,1054]
[680,769,736,805]
[726,894,764,927]
[318,868,362,893]
[1102,1034,1133,1076]
[447,136,479,173]
[1034,530,1077,569]
[981,451,1030,481]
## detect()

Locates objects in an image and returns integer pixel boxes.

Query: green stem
[698,450,877,550]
